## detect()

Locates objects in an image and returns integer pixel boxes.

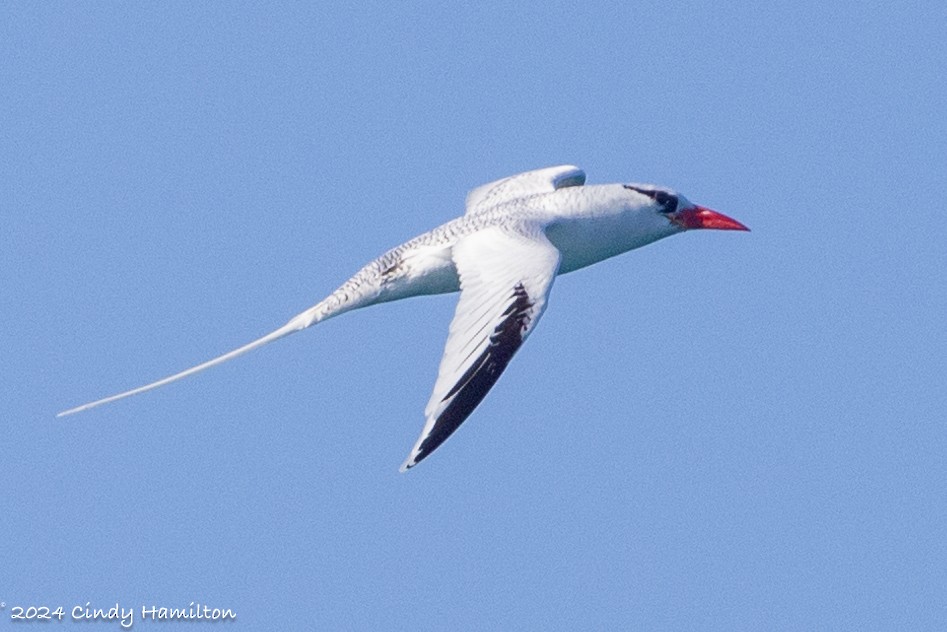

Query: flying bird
[58,165,749,470]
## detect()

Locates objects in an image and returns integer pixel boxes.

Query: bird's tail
[57,271,382,417]
[56,318,306,417]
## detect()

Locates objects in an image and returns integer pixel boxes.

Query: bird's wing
[464,165,585,215]
[401,224,561,470]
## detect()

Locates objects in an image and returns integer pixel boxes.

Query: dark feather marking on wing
[413,283,534,465]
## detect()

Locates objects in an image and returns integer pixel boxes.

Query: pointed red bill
[671,206,750,231]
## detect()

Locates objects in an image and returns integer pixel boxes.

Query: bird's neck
[544,185,676,274]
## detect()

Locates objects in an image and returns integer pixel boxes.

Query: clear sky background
[3,2,945,630]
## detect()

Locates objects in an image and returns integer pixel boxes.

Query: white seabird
[58,165,749,470]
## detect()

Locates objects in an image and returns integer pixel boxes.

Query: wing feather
[400,225,561,470]
[464,165,585,215]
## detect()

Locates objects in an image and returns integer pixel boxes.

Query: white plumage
[58,165,748,470]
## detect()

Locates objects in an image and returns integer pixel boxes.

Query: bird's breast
[545,212,674,274]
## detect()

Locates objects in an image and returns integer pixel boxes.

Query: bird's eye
[653,191,678,213]
[624,185,678,213]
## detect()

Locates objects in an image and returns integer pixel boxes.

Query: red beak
[671,206,750,231]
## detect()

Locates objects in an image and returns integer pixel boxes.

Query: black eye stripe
[623,185,678,213]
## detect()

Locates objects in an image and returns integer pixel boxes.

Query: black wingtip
[404,283,535,470]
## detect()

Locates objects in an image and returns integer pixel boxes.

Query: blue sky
[3,2,945,630]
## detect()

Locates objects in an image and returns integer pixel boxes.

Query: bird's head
[623,184,749,233]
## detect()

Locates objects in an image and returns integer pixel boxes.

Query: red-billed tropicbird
[58,165,749,470]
